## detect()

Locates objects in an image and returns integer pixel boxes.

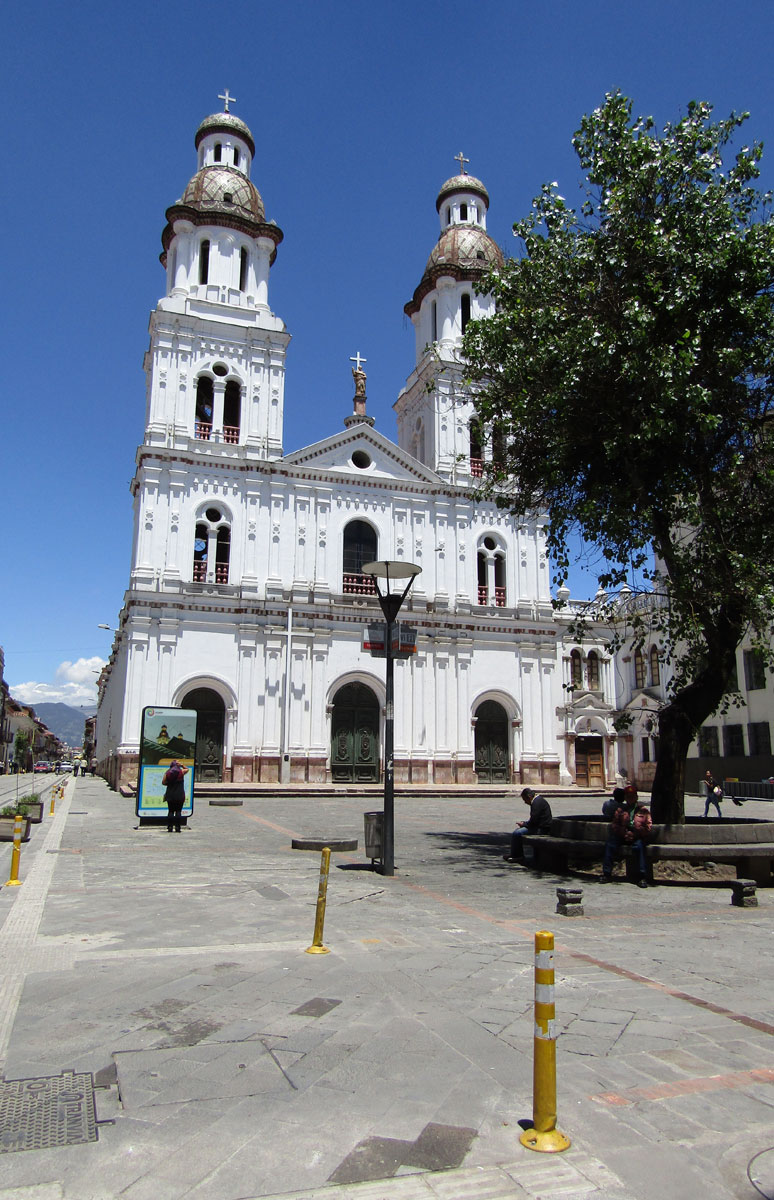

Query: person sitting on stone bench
[601,792,652,888]
[504,788,553,862]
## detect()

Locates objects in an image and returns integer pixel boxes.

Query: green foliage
[462,93,774,818]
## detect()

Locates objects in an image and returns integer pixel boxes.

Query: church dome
[195,111,256,157]
[404,225,504,317]
[436,173,490,211]
[177,165,265,223]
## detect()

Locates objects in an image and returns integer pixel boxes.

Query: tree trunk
[650,662,735,824]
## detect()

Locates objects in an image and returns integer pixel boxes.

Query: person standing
[162,760,189,832]
[504,787,553,861]
[703,770,723,819]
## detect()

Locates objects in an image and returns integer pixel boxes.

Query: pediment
[284,425,440,484]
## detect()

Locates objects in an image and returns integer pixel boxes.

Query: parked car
[55,761,73,773]
[33,761,52,773]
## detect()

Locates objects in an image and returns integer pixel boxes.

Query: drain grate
[0,1071,98,1154]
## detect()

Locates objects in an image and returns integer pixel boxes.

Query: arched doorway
[181,687,226,782]
[474,700,510,782]
[330,682,379,782]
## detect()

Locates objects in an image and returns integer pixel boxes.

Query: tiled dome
[405,225,504,316]
[177,166,265,223]
[436,173,490,212]
[195,111,255,158]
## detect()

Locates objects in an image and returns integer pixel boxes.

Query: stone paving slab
[1,778,773,1198]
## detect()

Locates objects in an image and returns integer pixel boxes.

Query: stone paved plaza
[0,775,773,1199]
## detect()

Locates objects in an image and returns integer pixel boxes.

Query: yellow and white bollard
[5,815,24,887]
[520,930,570,1153]
[305,847,332,955]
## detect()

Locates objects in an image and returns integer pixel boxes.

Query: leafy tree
[13,731,30,771]
[463,92,774,823]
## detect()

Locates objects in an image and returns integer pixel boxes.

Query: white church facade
[95,103,656,793]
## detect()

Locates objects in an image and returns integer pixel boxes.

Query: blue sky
[3,0,773,708]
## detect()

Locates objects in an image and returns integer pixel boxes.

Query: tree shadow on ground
[421,829,516,873]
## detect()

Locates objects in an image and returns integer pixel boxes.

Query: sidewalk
[0,777,772,1199]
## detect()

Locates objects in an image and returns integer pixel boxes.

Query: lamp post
[361,559,421,876]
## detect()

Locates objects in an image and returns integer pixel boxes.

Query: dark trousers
[603,834,647,877]
[167,800,184,831]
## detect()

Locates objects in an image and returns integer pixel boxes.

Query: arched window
[239,247,248,292]
[570,650,583,689]
[215,527,230,583]
[477,536,506,606]
[223,380,241,443]
[214,143,222,162]
[195,377,214,439]
[587,651,600,690]
[199,239,210,285]
[233,147,240,167]
[461,293,471,332]
[192,507,230,584]
[460,203,468,221]
[649,646,660,686]
[634,649,647,689]
[342,520,377,595]
[193,523,208,581]
[470,420,483,478]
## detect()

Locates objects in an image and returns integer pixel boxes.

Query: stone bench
[521,816,774,885]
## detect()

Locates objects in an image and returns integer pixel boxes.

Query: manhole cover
[0,1071,97,1154]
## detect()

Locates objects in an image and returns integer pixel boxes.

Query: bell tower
[395,158,503,481]
[141,95,289,460]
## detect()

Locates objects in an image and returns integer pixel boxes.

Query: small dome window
[233,147,240,167]
[460,202,468,220]
[214,143,222,162]
[223,192,233,204]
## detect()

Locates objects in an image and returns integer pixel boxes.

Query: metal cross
[350,351,367,372]
[454,151,469,175]
[218,89,236,113]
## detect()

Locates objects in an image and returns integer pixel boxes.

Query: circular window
[352,450,371,470]
[205,507,222,523]
[212,363,228,377]
[484,536,496,551]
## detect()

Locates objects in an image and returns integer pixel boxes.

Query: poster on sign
[137,706,197,820]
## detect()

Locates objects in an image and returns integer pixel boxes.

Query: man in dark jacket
[504,788,553,861]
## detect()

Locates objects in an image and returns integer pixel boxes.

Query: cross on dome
[454,151,469,175]
[218,89,237,113]
[350,351,367,372]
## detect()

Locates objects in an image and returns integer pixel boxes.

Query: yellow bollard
[50,787,57,815]
[5,815,24,887]
[520,930,571,1153]
[305,847,331,954]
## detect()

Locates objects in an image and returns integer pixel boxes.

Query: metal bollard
[50,788,57,815]
[305,847,332,955]
[5,815,24,887]
[520,930,570,1153]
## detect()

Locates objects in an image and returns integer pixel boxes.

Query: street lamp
[361,559,421,876]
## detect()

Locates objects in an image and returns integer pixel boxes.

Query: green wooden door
[475,700,510,782]
[331,683,379,782]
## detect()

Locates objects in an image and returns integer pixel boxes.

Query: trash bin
[364,811,384,862]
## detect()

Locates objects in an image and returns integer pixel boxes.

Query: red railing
[193,561,206,581]
[215,563,229,583]
[343,573,377,596]
[195,421,212,440]
[470,457,484,478]
[495,587,506,607]
[223,425,239,444]
[477,585,488,606]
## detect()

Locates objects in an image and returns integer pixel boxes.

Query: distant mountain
[34,703,96,749]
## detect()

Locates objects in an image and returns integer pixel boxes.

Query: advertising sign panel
[137,706,197,820]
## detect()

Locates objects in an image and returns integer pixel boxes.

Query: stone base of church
[394,757,476,785]
[519,758,561,785]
